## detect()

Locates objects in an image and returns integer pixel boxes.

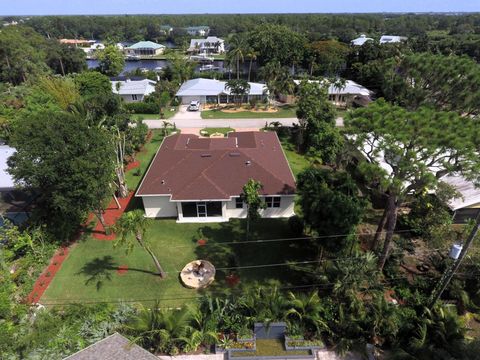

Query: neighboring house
[79,42,105,57]
[188,36,225,54]
[186,26,210,36]
[136,131,296,223]
[59,39,95,47]
[110,77,156,103]
[175,78,267,105]
[0,145,15,193]
[441,175,480,224]
[125,41,165,56]
[63,333,158,360]
[379,35,408,44]
[159,25,173,35]
[290,79,373,107]
[351,34,374,46]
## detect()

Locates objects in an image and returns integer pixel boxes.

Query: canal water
[87,59,229,75]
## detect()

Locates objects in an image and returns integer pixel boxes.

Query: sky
[1,0,480,16]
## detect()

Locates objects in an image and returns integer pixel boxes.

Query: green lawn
[231,339,311,357]
[125,130,165,190]
[280,139,310,178]
[41,218,313,307]
[200,127,234,136]
[201,106,297,119]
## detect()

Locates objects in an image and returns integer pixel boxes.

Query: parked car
[188,100,200,111]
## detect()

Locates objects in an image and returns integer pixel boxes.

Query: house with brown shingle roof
[136,131,296,223]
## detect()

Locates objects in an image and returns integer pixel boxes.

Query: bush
[288,215,304,236]
[124,102,158,114]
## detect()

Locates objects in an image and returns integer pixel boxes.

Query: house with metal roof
[126,41,165,56]
[111,78,156,103]
[136,131,296,223]
[63,333,158,360]
[379,35,408,44]
[351,34,374,46]
[292,79,373,108]
[188,36,225,54]
[441,175,480,224]
[176,78,267,105]
[186,26,210,36]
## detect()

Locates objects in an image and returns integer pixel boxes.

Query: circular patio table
[180,260,216,289]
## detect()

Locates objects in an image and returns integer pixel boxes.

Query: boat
[199,64,219,72]
[139,67,149,73]
[190,54,214,62]
[154,66,163,72]
[125,54,141,61]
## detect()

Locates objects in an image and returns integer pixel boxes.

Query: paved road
[143,117,299,129]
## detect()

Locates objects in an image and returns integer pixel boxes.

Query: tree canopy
[8,110,115,239]
[345,99,480,269]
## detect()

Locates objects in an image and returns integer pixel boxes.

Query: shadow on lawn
[194,219,315,289]
[77,255,157,291]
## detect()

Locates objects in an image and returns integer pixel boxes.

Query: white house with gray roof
[176,78,268,105]
[379,35,408,44]
[126,41,165,56]
[351,34,374,46]
[188,36,225,54]
[111,78,156,103]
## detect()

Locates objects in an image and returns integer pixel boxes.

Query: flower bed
[284,336,324,350]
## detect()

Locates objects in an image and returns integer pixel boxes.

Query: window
[132,94,138,101]
[235,198,243,209]
[265,197,281,208]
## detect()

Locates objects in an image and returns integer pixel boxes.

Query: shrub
[124,102,158,114]
[288,215,304,236]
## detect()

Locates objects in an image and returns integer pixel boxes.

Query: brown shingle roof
[63,333,158,360]
[136,131,296,200]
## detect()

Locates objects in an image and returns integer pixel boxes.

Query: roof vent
[229,152,240,157]
[245,160,251,166]
[201,153,212,157]
[161,180,166,185]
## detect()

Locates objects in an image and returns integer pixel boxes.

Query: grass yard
[201,106,297,119]
[200,127,234,136]
[280,139,310,178]
[41,218,314,307]
[231,339,311,357]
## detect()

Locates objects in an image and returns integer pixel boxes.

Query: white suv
[188,100,200,111]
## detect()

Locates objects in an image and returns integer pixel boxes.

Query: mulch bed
[92,192,135,241]
[125,160,140,172]
[197,238,208,246]
[117,265,129,275]
[25,246,70,304]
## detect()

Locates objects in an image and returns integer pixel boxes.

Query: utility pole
[428,213,480,308]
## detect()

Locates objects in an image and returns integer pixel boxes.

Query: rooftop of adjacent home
[127,41,165,49]
[63,333,158,360]
[136,131,296,201]
[110,78,156,95]
[176,78,266,97]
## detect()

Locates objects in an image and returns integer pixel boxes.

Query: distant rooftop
[176,78,266,97]
[293,79,372,96]
[111,78,156,95]
[379,35,408,43]
[351,34,374,46]
[127,41,165,50]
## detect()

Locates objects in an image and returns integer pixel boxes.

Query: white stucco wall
[225,196,295,219]
[142,196,178,218]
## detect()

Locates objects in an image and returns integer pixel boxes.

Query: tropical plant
[113,210,166,278]
[240,179,266,240]
[225,79,251,107]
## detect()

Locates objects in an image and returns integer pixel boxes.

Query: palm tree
[129,302,192,353]
[286,291,330,335]
[225,79,251,107]
[246,48,258,82]
[227,34,247,79]
[113,210,166,278]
